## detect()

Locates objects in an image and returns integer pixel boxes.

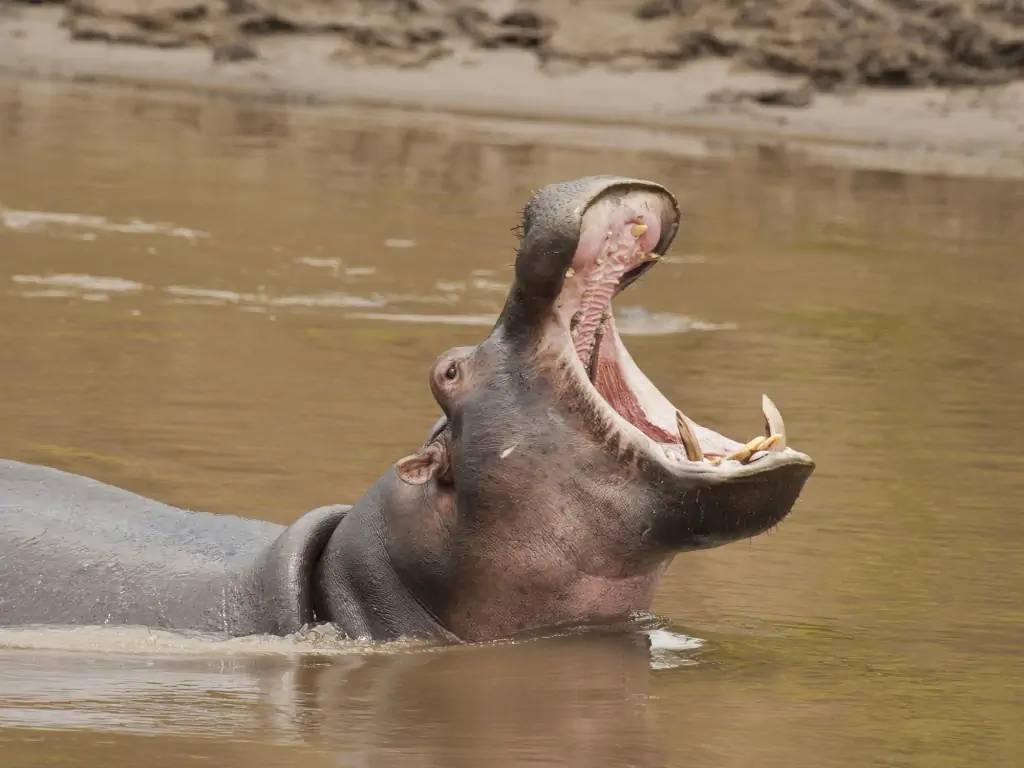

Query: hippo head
[392,177,814,641]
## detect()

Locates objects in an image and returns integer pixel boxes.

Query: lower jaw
[559,310,788,469]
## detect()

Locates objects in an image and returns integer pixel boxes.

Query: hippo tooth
[761,394,787,450]
[723,435,768,464]
[630,223,648,237]
[724,446,751,463]
[675,411,704,462]
[723,427,785,465]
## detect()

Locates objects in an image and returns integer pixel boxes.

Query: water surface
[0,76,1022,767]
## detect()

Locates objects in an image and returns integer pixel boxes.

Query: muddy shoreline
[2,3,1024,179]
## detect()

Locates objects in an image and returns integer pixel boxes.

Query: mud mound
[27,0,1024,88]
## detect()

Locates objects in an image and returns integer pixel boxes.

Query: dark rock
[47,0,1024,91]
[708,83,814,108]
[456,5,549,49]
[212,39,258,62]
[635,0,676,20]
[753,84,814,107]
[238,15,297,35]
[500,10,542,29]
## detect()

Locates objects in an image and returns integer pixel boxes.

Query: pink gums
[572,208,661,364]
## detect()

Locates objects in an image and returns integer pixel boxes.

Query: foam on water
[296,256,343,270]
[7,278,733,337]
[347,312,498,326]
[0,205,208,240]
[0,621,702,669]
[12,273,144,292]
[432,278,509,294]
[16,289,74,299]
[165,285,386,309]
[659,254,708,265]
[615,306,737,335]
[646,629,704,670]
[270,292,385,309]
[348,308,734,333]
[0,623,427,657]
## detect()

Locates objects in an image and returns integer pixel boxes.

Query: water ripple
[0,206,208,241]
[12,273,144,293]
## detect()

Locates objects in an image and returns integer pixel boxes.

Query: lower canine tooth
[725,447,752,463]
[724,436,766,463]
[724,433,783,464]
[675,411,704,461]
[761,394,787,451]
[745,436,768,452]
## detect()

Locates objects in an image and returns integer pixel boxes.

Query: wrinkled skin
[326,176,815,641]
[0,176,812,642]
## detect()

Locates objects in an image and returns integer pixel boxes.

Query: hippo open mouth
[550,185,811,476]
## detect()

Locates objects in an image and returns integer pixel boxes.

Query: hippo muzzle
[491,176,815,551]
[375,175,816,639]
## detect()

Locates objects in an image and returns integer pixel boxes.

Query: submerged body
[0,460,350,635]
[0,176,814,642]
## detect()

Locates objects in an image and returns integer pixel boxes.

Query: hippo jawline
[545,185,815,487]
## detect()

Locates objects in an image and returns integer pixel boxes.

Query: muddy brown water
[0,75,1022,767]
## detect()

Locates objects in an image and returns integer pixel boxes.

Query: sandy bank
[2,5,1023,179]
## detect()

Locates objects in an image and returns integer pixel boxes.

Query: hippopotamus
[0,176,813,643]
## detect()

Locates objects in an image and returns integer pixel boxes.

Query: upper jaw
[500,176,680,331]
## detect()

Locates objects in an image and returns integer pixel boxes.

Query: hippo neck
[247,503,351,635]
[314,477,460,642]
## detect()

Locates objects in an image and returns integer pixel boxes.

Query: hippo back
[0,460,282,633]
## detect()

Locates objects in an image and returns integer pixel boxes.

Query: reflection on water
[1,75,1023,766]
[0,634,673,767]
[0,624,699,767]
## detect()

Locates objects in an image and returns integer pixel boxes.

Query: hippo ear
[395,441,448,486]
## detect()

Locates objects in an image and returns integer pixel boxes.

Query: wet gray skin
[356,175,815,641]
[0,176,812,643]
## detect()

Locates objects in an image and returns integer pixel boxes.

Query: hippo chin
[0,176,813,643]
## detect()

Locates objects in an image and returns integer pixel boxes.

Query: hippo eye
[444,362,459,381]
